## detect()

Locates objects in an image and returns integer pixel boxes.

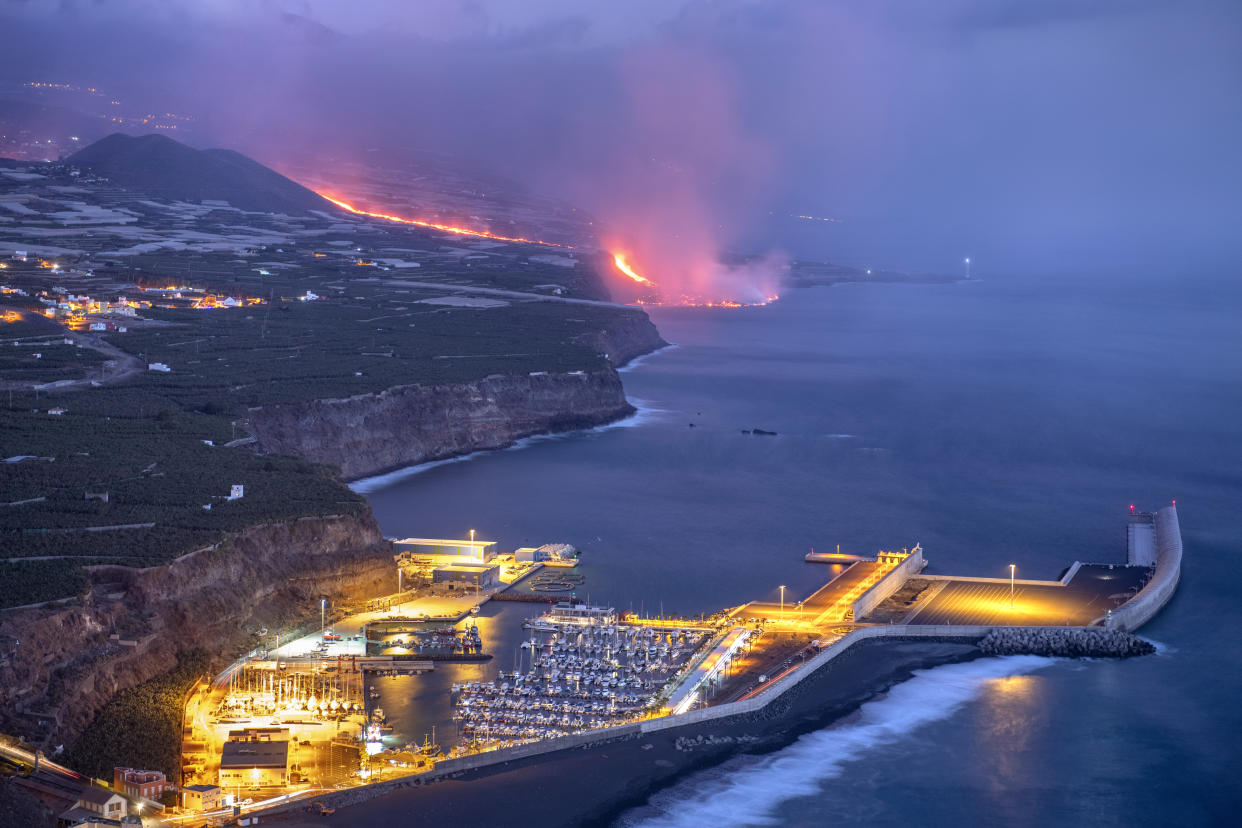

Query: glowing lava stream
[318,192,574,249]
[612,253,655,286]
[319,190,775,307]
[612,252,778,308]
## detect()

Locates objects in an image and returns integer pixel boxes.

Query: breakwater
[1106,504,1182,631]
[256,508,1182,823]
[977,627,1154,657]
[255,625,1108,823]
[490,592,558,604]
[261,619,1174,825]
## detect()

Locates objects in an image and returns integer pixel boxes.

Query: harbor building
[219,732,291,788]
[181,784,222,813]
[432,562,500,590]
[542,603,617,626]
[1127,509,1157,566]
[394,537,497,563]
[514,543,578,564]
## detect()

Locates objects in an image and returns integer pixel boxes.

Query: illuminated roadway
[747,562,886,627]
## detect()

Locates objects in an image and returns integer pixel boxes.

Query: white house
[59,786,127,824]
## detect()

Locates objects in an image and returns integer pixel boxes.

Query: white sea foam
[618,343,678,373]
[348,398,666,494]
[620,655,1057,828]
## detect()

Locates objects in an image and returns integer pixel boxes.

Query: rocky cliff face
[575,309,668,367]
[0,513,392,747]
[247,309,665,481]
[248,368,633,481]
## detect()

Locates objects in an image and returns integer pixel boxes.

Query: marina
[453,608,716,745]
[172,506,1181,823]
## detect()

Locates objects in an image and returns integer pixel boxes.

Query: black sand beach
[265,638,980,827]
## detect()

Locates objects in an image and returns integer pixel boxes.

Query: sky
[1,0,1240,281]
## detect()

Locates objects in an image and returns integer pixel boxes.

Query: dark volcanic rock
[248,368,636,480]
[67,133,333,214]
[978,627,1156,658]
[0,513,393,748]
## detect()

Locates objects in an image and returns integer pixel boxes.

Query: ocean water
[362,276,1242,825]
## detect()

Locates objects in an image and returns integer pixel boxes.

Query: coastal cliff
[248,367,636,481]
[575,309,668,367]
[244,305,665,481]
[0,513,393,747]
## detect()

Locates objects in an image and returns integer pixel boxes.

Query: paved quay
[904,564,1149,626]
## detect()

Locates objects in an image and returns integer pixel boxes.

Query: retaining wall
[1106,505,1182,631]
[1060,561,1083,584]
[852,547,926,620]
[920,574,1063,586]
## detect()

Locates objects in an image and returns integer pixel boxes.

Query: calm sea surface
[361,276,1242,826]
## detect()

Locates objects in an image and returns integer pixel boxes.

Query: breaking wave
[618,343,677,373]
[618,655,1057,828]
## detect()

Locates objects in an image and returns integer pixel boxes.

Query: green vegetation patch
[63,651,211,781]
[0,408,365,605]
[0,559,90,608]
[89,299,615,413]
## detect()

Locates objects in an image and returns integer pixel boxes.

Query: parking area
[905,565,1150,626]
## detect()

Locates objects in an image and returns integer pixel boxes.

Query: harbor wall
[1106,505,1182,631]
[920,574,1065,586]
[246,512,1183,820]
[251,621,1166,821]
[852,547,926,621]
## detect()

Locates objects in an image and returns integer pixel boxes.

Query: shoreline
[265,638,985,827]
[616,342,677,373]
[255,623,1164,827]
[346,341,676,492]
[347,397,667,493]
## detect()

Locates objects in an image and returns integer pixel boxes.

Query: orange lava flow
[612,253,656,286]
[612,253,779,307]
[318,192,574,249]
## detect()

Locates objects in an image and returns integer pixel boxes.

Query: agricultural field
[0,153,644,607]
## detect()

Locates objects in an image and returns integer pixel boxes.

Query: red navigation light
[1129,504,1135,511]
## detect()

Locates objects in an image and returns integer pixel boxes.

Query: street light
[1009,564,1016,608]
[779,585,786,619]
[321,598,326,632]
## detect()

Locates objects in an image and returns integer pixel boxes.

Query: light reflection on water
[978,673,1042,792]
[362,277,1242,825]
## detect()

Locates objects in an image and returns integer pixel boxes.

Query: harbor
[452,614,714,744]
[178,505,1182,824]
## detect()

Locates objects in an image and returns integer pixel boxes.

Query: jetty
[195,504,1181,824]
